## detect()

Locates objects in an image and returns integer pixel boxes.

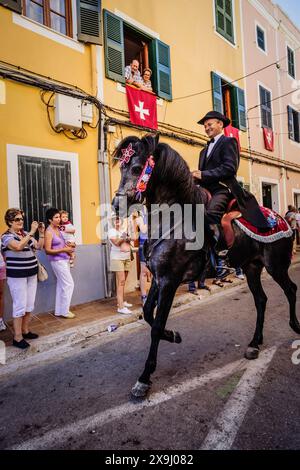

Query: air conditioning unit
[54,94,82,131]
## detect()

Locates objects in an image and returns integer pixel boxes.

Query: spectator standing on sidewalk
[44,208,75,319]
[108,215,133,315]
[285,205,297,254]
[132,208,151,305]
[1,208,44,349]
[0,240,6,332]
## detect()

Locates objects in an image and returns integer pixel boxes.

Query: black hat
[198,111,231,128]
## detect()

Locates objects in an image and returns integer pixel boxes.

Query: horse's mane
[153,142,204,205]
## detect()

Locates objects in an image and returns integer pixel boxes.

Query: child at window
[59,210,76,267]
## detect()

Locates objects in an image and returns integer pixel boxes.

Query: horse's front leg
[143,278,158,326]
[144,278,182,344]
[131,281,178,398]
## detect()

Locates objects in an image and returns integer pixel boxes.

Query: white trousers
[7,275,38,318]
[50,260,74,316]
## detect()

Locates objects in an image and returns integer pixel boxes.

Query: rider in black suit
[193,111,270,249]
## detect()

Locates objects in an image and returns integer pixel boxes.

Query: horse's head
[112,134,159,215]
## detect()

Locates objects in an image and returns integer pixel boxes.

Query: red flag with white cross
[263,127,274,151]
[126,85,158,130]
[224,124,241,151]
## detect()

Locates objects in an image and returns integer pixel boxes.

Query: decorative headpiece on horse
[119,143,136,166]
[119,142,155,201]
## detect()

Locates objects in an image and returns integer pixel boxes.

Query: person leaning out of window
[140,68,153,93]
[1,208,45,349]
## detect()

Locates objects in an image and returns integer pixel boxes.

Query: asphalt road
[0,264,300,451]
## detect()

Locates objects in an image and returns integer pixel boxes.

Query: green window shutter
[287,106,294,140]
[232,87,246,131]
[76,0,102,45]
[152,39,172,101]
[215,0,234,44]
[103,10,124,83]
[211,72,224,113]
[0,0,22,13]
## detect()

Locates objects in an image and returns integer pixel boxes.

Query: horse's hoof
[289,321,300,335]
[244,347,259,360]
[131,380,151,399]
[173,331,182,344]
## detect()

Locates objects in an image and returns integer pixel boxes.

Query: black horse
[112,135,299,398]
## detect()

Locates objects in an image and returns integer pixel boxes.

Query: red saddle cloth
[221,205,292,248]
[233,206,292,242]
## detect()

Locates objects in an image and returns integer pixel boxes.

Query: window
[211,72,246,130]
[22,0,73,37]
[287,106,300,142]
[256,25,265,52]
[215,0,235,44]
[259,85,272,129]
[18,156,73,231]
[0,0,22,13]
[287,46,295,78]
[103,10,172,101]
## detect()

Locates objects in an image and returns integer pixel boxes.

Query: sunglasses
[13,217,24,222]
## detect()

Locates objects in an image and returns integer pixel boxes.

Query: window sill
[214,30,237,49]
[116,83,163,106]
[13,14,84,53]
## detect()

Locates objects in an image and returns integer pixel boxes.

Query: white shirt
[206,132,223,157]
[108,228,131,261]
[295,213,300,228]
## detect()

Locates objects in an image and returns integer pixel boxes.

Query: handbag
[37,261,48,282]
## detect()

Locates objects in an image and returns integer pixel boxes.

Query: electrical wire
[173,44,300,101]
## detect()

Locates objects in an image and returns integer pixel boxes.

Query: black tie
[209,138,215,144]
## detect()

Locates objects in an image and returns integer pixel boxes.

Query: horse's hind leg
[243,261,267,360]
[144,278,182,344]
[131,280,178,398]
[265,265,300,334]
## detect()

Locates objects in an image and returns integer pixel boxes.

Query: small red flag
[126,85,158,130]
[263,127,274,151]
[224,125,241,151]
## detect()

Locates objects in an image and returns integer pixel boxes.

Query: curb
[2,257,300,369]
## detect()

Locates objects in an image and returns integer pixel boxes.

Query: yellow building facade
[0,0,252,314]
[101,0,250,193]
[0,1,108,314]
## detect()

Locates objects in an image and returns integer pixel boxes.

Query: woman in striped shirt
[1,208,45,349]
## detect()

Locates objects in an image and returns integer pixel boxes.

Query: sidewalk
[1,250,299,367]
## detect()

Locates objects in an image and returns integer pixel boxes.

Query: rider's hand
[192,170,202,180]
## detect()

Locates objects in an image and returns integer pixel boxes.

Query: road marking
[12,347,276,450]
[13,355,249,450]
[201,346,277,450]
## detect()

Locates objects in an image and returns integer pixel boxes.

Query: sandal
[212,279,224,288]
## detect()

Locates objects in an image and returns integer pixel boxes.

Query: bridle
[117,143,155,201]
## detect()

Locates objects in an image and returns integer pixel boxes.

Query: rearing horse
[112,134,299,398]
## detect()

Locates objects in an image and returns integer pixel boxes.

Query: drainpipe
[97,111,113,298]
[93,44,113,298]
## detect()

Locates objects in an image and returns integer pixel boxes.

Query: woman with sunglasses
[1,208,45,349]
